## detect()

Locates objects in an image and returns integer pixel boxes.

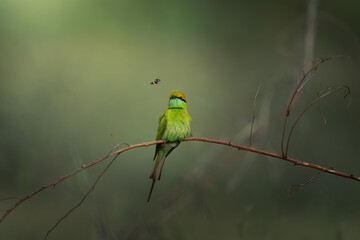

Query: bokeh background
[1,0,360,239]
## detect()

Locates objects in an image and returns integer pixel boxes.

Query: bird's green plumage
[147,90,191,202]
[156,98,191,141]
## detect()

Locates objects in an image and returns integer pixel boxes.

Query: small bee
[150,78,161,85]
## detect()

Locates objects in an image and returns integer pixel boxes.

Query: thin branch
[0,140,164,224]
[281,55,348,157]
[312,103,327,125]
[249,86,261,147]
[0,197,18,201]
[108,128,117,146]
[183,137,360,181]
[1,137,359,226]
[44,153,121,240]
[285,85,350,156]
[288,171,322,195]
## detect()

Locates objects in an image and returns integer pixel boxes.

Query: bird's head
[168,90,187,108]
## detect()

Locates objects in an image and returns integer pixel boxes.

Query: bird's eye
[170,95,186,102]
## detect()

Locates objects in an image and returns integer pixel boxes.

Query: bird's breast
[163,111,191,141]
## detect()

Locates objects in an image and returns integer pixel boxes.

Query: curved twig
[281,55,349,157]
[285,85,350,156]
[44,153,121,239]
[288,171,321,195]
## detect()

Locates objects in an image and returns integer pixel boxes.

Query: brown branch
[183,137,360,181]
[285,85,350,156]
[0,140,164,224]
[1,136,359,226]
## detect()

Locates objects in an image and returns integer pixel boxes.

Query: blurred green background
[1,0,360,239]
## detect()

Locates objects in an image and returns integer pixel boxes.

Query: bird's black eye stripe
[170,95,186,102]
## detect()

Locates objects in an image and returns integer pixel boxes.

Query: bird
[147,90,192,202]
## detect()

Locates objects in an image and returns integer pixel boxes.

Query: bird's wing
[153,114,167,161]
[156,114,167,140]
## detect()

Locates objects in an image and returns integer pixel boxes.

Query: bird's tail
[147,179,156,202]
[147,156,166,202]
[150,155,166,180]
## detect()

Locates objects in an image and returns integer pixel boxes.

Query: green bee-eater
[147,90,192,202]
